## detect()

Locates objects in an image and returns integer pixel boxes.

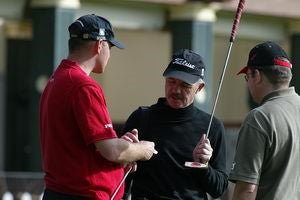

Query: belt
[43,188,85,200]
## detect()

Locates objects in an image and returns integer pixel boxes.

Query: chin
[171,105,183,109]
[167,100,183,109]
[92,69,104,74]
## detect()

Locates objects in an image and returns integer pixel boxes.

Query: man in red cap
[39,14,157,200]
[229,41,300,199]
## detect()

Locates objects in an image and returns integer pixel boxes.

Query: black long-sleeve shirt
[123,98,228,200]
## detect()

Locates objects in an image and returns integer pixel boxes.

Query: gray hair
[251,58,292,87]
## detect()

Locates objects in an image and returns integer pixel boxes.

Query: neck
[67,52,96,75]
[258,82,289,104]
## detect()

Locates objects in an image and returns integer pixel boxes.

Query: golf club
[185,0,246,169]
[110,166,133,200]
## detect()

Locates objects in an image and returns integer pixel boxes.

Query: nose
[171,84,181,94]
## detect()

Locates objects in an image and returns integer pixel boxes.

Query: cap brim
[163,70,202,85]
[109,38,125,49]
[237,66,248,75]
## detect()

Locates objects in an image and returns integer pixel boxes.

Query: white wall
[77,2,165,30]
[92,29,171,123]
[0,0,25,19]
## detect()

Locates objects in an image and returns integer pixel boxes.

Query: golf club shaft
[206,42,233,137]
[206,0,246,137]
[110,166,132,200]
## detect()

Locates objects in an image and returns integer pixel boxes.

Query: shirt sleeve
[229,110,268,184]
[72,84,117,145]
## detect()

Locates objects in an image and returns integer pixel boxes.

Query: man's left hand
[193,134,213,164]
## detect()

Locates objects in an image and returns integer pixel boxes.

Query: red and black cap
[68,14,125,49]
[237,41,292,74]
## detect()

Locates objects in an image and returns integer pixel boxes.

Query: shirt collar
[260,87,296,105]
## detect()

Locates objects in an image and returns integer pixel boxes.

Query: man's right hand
[123,129,157,160]
[95,129,157,163]
[138,140,158,161]
[122,129,157,161]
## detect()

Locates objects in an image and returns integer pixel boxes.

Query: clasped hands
[121,129,157,172]
[121,129,139,172]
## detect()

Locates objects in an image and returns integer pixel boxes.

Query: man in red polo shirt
[39,14,157,200]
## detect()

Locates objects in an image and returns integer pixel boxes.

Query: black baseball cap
[237,41,292,74]
[68,14,125,49]
[163,49,205,85]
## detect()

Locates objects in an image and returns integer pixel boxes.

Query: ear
[253,69,263,84]
[196,82,205,93]
[95,40,102,54]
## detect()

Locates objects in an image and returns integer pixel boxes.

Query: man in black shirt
[123,49,228,199]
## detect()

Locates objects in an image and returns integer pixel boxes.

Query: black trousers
[42,188,85,200]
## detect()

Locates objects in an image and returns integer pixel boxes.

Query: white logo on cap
[173,58,195,69]
[99,28,105,36]
[201,69,204,77]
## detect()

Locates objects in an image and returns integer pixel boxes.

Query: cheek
[185,90,196,101]
[165,84,172,94]
[106,49,110,58]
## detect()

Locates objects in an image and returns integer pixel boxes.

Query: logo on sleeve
[104,124,113,129]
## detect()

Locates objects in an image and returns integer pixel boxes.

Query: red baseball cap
[237,41,292,75]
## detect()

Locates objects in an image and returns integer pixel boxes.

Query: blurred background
[0,0,300,199]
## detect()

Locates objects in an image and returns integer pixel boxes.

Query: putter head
[184,161,208,169]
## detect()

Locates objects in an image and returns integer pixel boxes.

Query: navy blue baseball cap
[68,14,125,49]
[163,49,205,85]
[238,41,292,74]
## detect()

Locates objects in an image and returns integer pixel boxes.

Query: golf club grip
[230,0,246,42]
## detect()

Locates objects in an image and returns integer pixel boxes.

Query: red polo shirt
[39,59,124,199]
